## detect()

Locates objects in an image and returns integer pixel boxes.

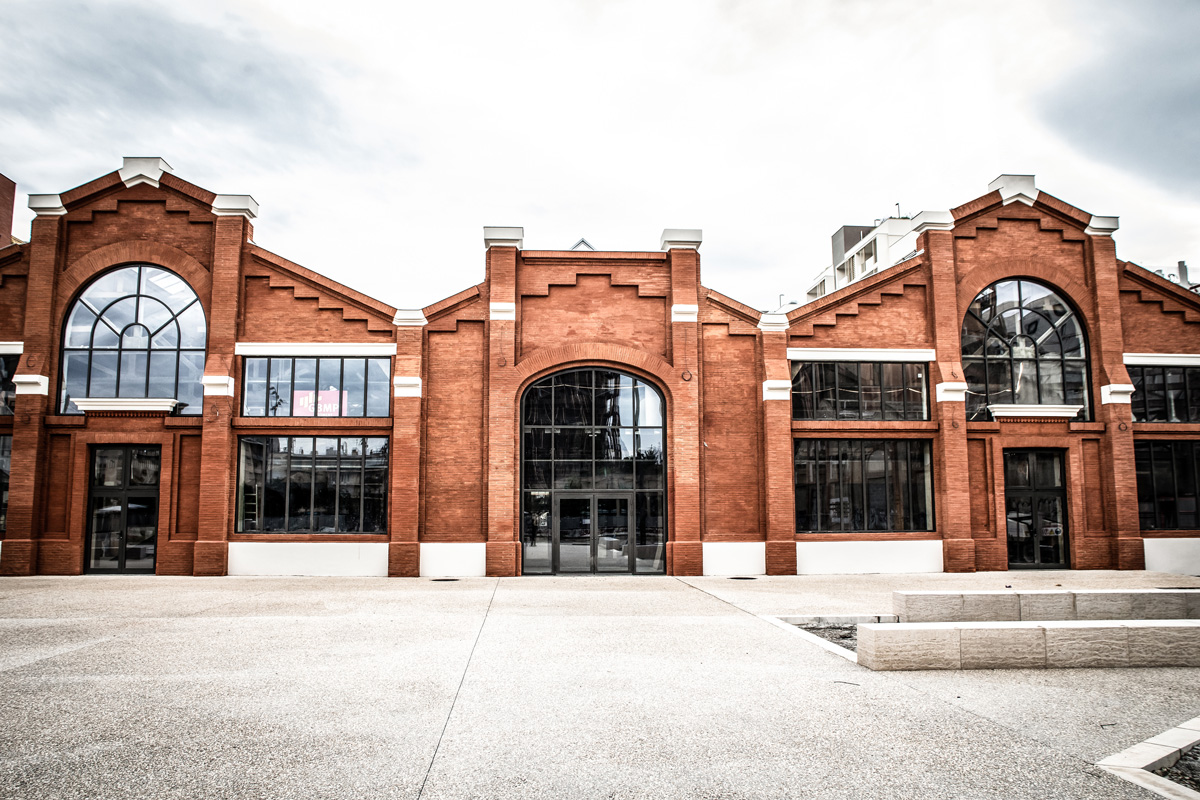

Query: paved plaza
[3,571,1200,799]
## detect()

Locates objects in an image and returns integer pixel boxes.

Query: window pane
[555,428,592,461]
[904,364,926,420]
[148,351,177,400]
[243,358,268,417]
[61,352,89,413]
[264,438,288,531]
[141,266,197,312]
[137,297,173,334]
[177,352,204,415]
[524,429,553,461]
[961,314,986,356]
[293,359,317,416]
[1040,361,1064,405]
[0,435,10,532]
[65,304,96,347]
[1144,368,1167,422]
[523,492,552,574]
[1064,362,1088,411]
[860,363,882,420]
[842,441,864,530]
[1135,442,1155,529]
[317,358,342,417]
[177,302,206,348]
[557,370,595,425]
[865,442,887,531]
[595,460,634,490]
[288,437,314,531]
[103,297,137,333]
[963,359,988,421]
[1152,441,1177,529]
[524,383,553,425]
[362,438,388,532]
[1167,367,1187,423]
[816,363,838,420]
[342,359,366,417]
[794,440,818,531]
[337,438,363,532]
[635,382,662,427]
[523,461,552,490]
[554,460,591,490]
[0,355,15,415]
[635,492,666,573]
[366,359,390,417]
[882,363,905,420]
[1013,360,1038,404]
[118,352,148,397]
[791,362,814,420]
[987,360,1012,406]
[1175,442,1197,529]
[269,359,293,417]
[1058,316,1085,357]
[312,437,339,531]
[238,438,264,532]
[595,428,634,461]
[90,351,118,397]
[1188,368,1200,423]
[836,363,860,419]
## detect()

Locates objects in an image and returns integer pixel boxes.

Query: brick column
[663,231,703,575]
[759,316,797,574]
[1,204,63,575]
[484,228,522,576]
[389,315,424,576]
[194,210,252,575]
[924,230,976,571]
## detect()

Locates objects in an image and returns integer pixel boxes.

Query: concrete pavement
[3,571,1199,799]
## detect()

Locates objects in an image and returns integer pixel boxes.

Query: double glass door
[1005,449,1069,568]
[555,493,633,574]
[87,446,161,573]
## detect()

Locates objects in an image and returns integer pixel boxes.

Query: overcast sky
[1,0,1197,312]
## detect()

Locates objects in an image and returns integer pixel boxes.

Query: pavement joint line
[415,577,500,800]
[760,615,858,663]
[1097,720,1200,799]
[673,577,788,627]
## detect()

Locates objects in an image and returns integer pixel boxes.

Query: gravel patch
[798,623,858,652]
[1154,745,1200,792]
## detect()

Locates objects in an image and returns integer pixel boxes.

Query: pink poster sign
[293,390,348,416]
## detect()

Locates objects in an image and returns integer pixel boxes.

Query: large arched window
[60,265,206,415]
[961,278,1089,421]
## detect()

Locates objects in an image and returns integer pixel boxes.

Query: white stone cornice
[935,381,969,402]
[234,342,398,357]
[28,194,67,216]
[660,228,702,251]
[72,397,179,412]
[393,376,422,397]
[212,195,259,220]
[0,341,23,355]
[12,374,48,395]
[787,347,936,363]
[484,227,523,249]
[671,304,699,323]
[1124,353,1200,367]
[1101,383,1136,404]
[393,309,428,327]
[119,156,174,188]
[763,379,792,401]
[200,375,235,396]
[987,403,1082,419]
[988,174,1039,207]
[1086,215,1119,236]
[490,302,516,321]
[758,313,789,333]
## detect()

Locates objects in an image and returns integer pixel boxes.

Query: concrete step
[894,589,1200,623]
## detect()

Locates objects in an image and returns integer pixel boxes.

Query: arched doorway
[520,368,666,574]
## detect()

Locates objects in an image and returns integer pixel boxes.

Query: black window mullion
[360,437,367,532]
[339,360,346,416]
[283,437,292,531]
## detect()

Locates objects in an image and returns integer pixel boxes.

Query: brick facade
[1,161,1198,576]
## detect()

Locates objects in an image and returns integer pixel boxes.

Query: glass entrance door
[1004,449,1069,568]
[86,446,161,573]
[553,493,633,574]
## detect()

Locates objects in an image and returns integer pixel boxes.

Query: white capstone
[671,304,699,323]
[119,156,174,188]
[660,228,702,251]
[393,309,428,327]
[1086,215,1120,236]
[12,374,49,395]
[490,302,516,321]
[393,376,422,397]
[1101,383,1136,404]
[936,381,969,402]
[211,195,259,219]
[28,194,67,216]
[758,313,789,333]
[762,379,791,401]
[200,375,235,396]
[484,227,523,249]
[988,174,1039,207]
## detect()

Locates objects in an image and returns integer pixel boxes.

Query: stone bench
[857,619,1200,671]
[894,589,1200,623]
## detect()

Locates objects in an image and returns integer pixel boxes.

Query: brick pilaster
[666,246,703,575]
[761,329,797,575]
[389,325,422,576]
[485,245,520,576]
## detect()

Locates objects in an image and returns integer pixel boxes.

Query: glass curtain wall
[794,439,934,532]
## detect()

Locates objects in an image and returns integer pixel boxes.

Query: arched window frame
[59,264,207,415]
[960,278,1090,421]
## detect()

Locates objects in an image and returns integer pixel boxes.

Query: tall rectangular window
[1,355,18,415]
[1134,440,1200,530]
[1130,366,1200,423]
[0,434,10,531]
[237,436,388,533]
[794,438,934,532]
[241,357,391,417]
[791,362,928,421]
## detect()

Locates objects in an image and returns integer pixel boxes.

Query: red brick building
[1,160,1198,577]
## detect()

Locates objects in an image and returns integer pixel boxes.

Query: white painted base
[420,543,487,577]
[702,542,766,576]
[1144,538,1200,576]
[796,540,944,575]
[227,542,389,577]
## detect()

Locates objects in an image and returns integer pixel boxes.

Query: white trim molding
[235,342,398,357]
[0,342,23,355]
[483,226,523,249]
[660,228,702,251]
[1124,353,1200,367]
[393,376,422,397]
[671,304,699,323]
[490,302,516,321]
[12,374,49,395]
[72,398,179,412]
[1086,215,1119,236]
[201,375,235,396]
[119,156,173,188]
[1143,539,1200,576]
[1101,383,1136,404]
[28,194,67,216]
[420,543,487,577]
[702,542,766,576]
[393,309,428,327]
[787,347,936,362]
[228,542,389,577]
[935,381,969,402]
[758,313,789,333]
[987,403,1083,419]
[763,379,792,401]
[796,540,944,575]
[211,194,259,219]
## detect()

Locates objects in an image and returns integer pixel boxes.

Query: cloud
[1038,0,1200,198]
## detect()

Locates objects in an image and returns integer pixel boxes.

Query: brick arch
[955,263,1093,323]
[514,342,677,402]
[58,241,213,307]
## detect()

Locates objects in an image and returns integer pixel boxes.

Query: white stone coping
[28,194,67,216]
[796,540,944,575]
[12,374,49,395]
[490,302,516,321]
[393,309,427,327]
[1098,717,1200,799]
[0,341,23,355]
[119,156,173,188]
[420,543,487,577]
[234,342,398,357]
[989,174,1039,207]
[212,194,259,220]
[72,398,179,412]
[671,304,699,323]
[786,347,936,362]
[660,228,702,250]
[987,403,1082,418]
[935,381,969,402]
[762,379,792,401]
[1102,383,1137,404]
[757,313,789,333]
[894,588,1200,623]
[393,376,421,397]
[201,375,235,396]
[483,226,523,249]
[1125,353,1200,367]
[228,542,389,577]
[1086,215,1120,236]
[701,541,766,576]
